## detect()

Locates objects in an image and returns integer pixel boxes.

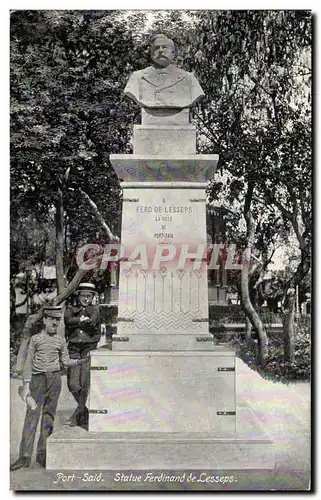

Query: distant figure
[124,34,204,109]
[64,283,100,428]
[10,306,87,471]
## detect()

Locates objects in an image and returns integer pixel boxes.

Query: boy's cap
[75,283,96,294]
[43,305,62,318]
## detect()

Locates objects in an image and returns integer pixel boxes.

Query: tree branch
[193,111,220,148]
[78,188,119,242]
[27,253,104,316]
[299,187,309,229]
[15,295,28,309]
[264,189,293,221]
[244,179,255,224]
[53,253,102,305]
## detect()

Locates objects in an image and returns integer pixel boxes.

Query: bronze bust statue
[124,34,204,109]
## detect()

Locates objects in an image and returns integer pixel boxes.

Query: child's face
[79,292,93,307]
[44,315,61,335]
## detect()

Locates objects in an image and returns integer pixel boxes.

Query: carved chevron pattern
[119,310,205,331]
[119,268,207,314]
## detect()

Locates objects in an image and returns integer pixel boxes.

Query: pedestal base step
[47,428,274,470]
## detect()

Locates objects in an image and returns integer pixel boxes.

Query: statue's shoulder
[175,66,190,75]
[178,68,203,91]
[130,66,154,79]
[172,66,196,81]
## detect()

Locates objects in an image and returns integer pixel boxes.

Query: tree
[11,10,145,372]
[10,213,54,319]
[11,10,312,370]
[189,10,311,364]
[11,10,143,291]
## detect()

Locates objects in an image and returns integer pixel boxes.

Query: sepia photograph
[9,8,312,491]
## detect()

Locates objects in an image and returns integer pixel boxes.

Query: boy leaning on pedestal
[10,305,88,471]
[64,283,100,428]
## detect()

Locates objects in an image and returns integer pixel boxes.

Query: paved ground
[10,358,311,491]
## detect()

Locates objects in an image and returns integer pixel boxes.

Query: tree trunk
[245,316,252,340]
[241,255,268,366]
[14,253,103,375]
[14,312,45,374]
[55,187,65,294]
[281,244,310,363]
[241,181,268,366]
[283,291,295,362]
[10,278,17,321]
[79,188,118,242]
[53,259,99,305]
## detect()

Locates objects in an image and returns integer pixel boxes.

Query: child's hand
[78,355,90,364]
[26,394,37,411]
[18,387,37,410]
[80,315,90,322]
[18,385,29,402]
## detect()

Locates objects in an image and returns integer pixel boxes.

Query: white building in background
[15,266,57,315]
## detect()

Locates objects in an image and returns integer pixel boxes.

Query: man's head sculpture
[124,34,204,109]
[150,34,175,68]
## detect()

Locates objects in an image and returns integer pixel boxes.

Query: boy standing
[64,283,100,427]
[10,305,87,471]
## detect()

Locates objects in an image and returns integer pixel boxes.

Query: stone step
[47,426,274,470]
[47,403,274,470]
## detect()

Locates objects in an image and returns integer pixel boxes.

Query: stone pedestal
[115,183,211,343]
[134,126,196,155]
[47,350,274,470]
[47,99,274,472]
[110,151,218,349]
[88,349,236,433]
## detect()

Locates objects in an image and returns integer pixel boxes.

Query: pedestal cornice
[120,181,208,189]
[110,154,219,183]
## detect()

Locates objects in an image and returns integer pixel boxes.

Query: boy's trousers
[19,371,61,459]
